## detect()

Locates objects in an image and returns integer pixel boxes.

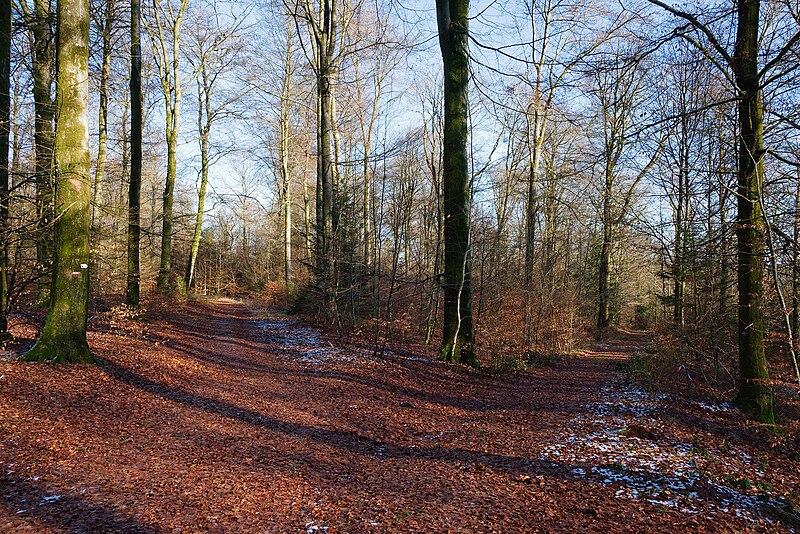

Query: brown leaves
[0,298,797,532]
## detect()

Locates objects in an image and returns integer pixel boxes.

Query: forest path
[0,297,795,532]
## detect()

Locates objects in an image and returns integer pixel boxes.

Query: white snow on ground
[258,317,374,366]
[539,381,785,525]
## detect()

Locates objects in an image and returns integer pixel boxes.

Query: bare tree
[144,0,191,294]
[0,0,10,337]
[184,2,246,290]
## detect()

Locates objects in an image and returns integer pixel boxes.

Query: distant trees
[586,49,662,337]
[183,4,245,290]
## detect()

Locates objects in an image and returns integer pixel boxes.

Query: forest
[1,0,800,531]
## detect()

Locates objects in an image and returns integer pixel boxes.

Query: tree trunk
[185,118,208,290]
[597,215,611,335]
[311,0,337,317]
[0,0,10,336]
[792,171,799,342]
[185,66,211,291]
[279,21,293,293]
[125,0,142,307]
[31,0,55,298]
[303,171,312,262]
[673,164,685,326]
[92,0,114,229]
[23,0,93,363]
[436,0,476,366]
[732,0,774,424]
[151,0,188,295]
[596,174,613,336]
[157,116,179,292]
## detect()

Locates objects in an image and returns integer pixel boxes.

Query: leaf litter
[0,298,797,532]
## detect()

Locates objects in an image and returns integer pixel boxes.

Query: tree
[125,0,143,307]
[293,0,339,315]
[18,0,55,296]
[184,4,245,290]
[0,0,10,337]
[275,14,296,293]
[145,0,191,294]
[587,51,661,337]
[644,0,787,423]
[23,0,94,363]
[436,0,476,366]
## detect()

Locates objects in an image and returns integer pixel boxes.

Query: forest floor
[1,297,799,533]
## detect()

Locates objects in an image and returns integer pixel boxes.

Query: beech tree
[145,0,191,295]
[587,51,662,337]
[184,4,245,290]
[290,0,340,316]
[125,0,142,307]
[89,0,120,228]
[436,0,475,365]
[23,0,93,363]
[0,0,10,337]
[18,0,55,296]
[644,0,800,423]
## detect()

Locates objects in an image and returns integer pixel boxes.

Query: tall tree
[23,0,94,363]
[184,5,244,290]
[125,0,143,307]
[89,0,118,228]
[588,52,660,337]
[276,15,295,293]
[19,0,55,296]
[146,0,190,294]
[645,0,782,423]
[436,0,476,366]
[291,0,339,316]
[0,0,10,337]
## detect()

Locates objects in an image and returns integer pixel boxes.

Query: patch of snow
[693,401,735,413]
[537,380,781,525]
[258,318,372,366]
[305,521,329,533]
[40,495,61,504]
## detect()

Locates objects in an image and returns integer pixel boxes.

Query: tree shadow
[0,474,156,533]
[100,358,544,472]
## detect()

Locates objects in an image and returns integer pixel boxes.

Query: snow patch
[538,381,782,525]
[258,317,377,366]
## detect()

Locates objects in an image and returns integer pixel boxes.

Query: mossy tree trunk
[0,0,10,336]
[436,0,476,366]
[23,0,94,363]
[732,0,774,424]
[125,0,142,308]
[647,0,776,426]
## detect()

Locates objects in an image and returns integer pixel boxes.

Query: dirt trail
[0,298,795,532]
